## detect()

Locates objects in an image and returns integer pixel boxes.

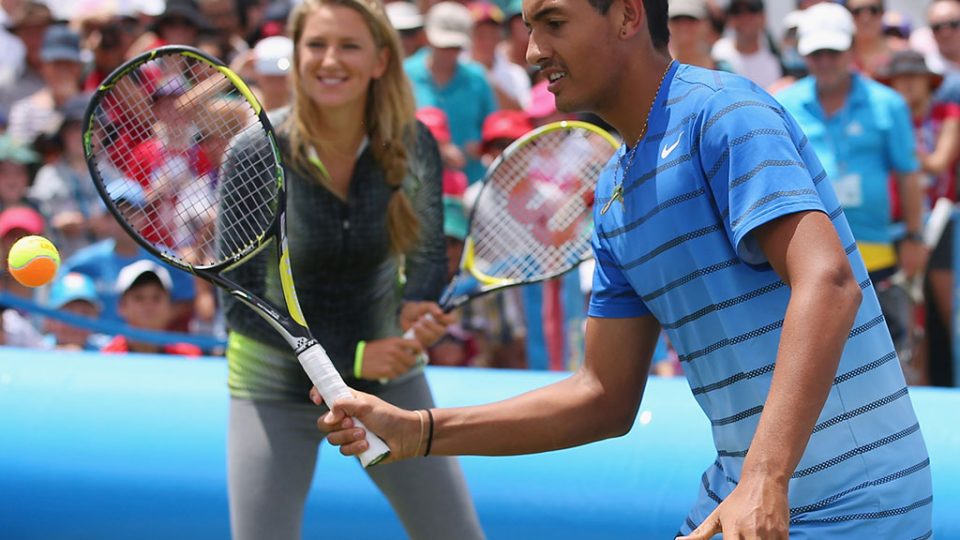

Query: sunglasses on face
[728,4,762,16]
[808,49,842,59]
[932,20,960,33]
[161,17,196,28]
[849,5,882,17]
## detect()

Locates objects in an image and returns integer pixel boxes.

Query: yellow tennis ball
[7,235,60,288]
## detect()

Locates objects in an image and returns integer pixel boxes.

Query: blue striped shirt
[588,63,932,538]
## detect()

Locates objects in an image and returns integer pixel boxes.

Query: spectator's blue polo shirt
[776,74,919,269]
[589,62,932,538]
[404,50,498,183]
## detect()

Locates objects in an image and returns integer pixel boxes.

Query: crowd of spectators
[0,0,957,387]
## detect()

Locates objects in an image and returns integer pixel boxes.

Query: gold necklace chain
[601,60,675,216]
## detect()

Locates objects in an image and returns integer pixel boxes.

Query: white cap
[253,36,294,76]
[135,0,165,17]
[669,0,707,20]
[386,1,424,31]
[797,2,854,56]
[783,9,804,32]
[116,259,173,294]
[425,1,472,49]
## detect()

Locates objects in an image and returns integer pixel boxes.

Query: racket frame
[82,45,390,466]
[440,119,619,311]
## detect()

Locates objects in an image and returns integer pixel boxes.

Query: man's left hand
[677,476,789,540]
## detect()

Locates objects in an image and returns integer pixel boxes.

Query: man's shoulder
[856,74,908,109]
[456,59,492,85]
[673,65,784,117]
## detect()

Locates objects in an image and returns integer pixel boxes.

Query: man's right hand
[310,388,424,463]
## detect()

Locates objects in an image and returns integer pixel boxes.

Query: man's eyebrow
[526,6,563,24]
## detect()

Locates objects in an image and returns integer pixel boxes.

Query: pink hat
[0,206,44,238]
[416,107,452,144]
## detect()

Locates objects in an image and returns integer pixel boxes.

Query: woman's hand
[399,301,455,349]
[357,336,422,380]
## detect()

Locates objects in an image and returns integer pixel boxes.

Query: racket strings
[87,52,280,268]
[469,128,611,282]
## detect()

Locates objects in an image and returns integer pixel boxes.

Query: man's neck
[854,33,883,51]
[944,50,960,68]
[911,96,932,119]
[603,51,673,145]
[817,74,853,116]
[428,52,457,85]
[735,33,761,55]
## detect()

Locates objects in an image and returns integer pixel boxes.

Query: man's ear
[617,0,646,39]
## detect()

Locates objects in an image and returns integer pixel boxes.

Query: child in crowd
[61,178,196,330]
[100,259,201,356]
[0,206,47,347]
[43,272,106,351]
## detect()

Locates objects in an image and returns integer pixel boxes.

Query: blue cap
[105,178,147,209]
[40,25,81,63]
[48,272,101,310]
[0,134,38,164]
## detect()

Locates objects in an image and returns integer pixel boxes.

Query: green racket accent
[279,241,308,327]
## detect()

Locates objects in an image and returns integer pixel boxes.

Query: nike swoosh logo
[661,131,684,159]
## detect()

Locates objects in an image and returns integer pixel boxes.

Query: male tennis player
[318,0,933,537]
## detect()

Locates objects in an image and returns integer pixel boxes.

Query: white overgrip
[402,312,433,368]
[297,342,391,467]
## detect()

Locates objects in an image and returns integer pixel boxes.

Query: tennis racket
[403,120,619,365]
[81,45,390,467]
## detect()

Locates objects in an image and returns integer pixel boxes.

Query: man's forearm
[430,371,626,456]
[899,171,925,236]
[430,316,660,457]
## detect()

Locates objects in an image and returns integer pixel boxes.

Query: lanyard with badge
[824,103,864,209]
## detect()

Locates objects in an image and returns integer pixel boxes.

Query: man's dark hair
[587,0,669,50]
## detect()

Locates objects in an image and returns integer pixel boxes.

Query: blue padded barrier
[0,348,957,539]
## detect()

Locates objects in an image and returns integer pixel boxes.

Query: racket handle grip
[402,312,433,369]
[297,342,391,468]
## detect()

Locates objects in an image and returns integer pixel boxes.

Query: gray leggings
[227,374,485,540]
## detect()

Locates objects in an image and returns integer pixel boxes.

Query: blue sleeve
[886,93,920,174]
[698,91,827,265]
[587,225,651,319]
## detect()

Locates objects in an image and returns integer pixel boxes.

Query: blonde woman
[220,0,484,538]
